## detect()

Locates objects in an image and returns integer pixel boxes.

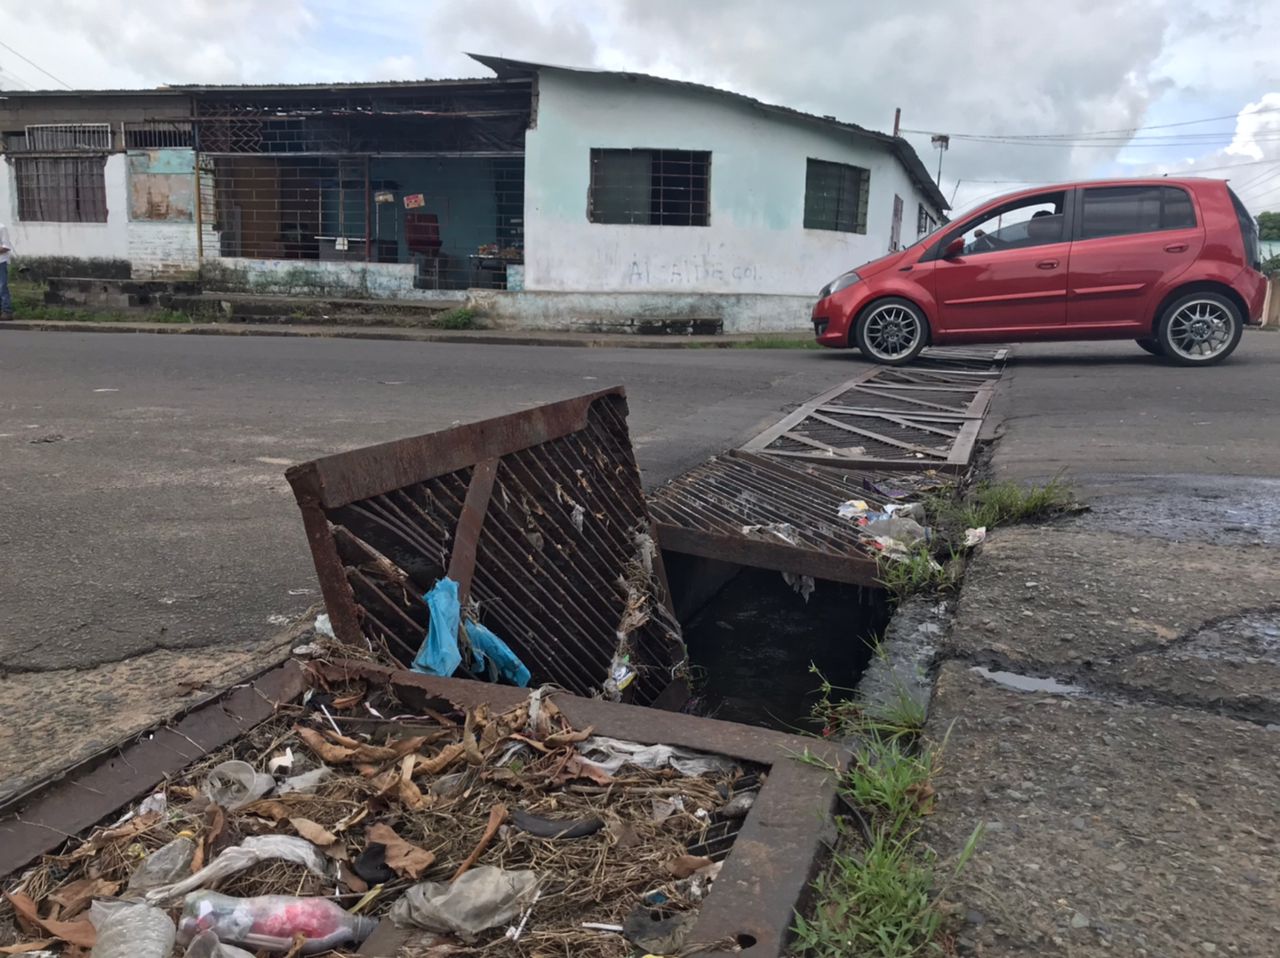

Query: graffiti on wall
[624,255,762,287]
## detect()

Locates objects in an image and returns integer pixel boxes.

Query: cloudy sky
[2,0,1277,212]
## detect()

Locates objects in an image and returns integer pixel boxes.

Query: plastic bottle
[127,831,198,893]
[89,901,176,958]
[177,891,378,955]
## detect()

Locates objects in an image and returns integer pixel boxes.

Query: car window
[954,192,1067,256]
[1080,186,1196,239]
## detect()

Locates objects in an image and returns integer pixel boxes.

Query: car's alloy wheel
[857,300,927,364]
[1157,294,1242,366]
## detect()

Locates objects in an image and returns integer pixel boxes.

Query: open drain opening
[665,554,893,731]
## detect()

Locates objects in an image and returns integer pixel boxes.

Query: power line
[0,39,72,90]
[900,105,1280,142]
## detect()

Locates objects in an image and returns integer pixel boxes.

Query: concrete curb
[0,319,816,350]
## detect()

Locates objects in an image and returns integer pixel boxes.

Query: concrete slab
[926,662,1280,958]
[945,526,1280,721]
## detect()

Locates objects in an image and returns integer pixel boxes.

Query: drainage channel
[0,351,1007,958]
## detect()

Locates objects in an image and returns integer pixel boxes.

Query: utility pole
[931,134,950,185]
[892,107,901,138]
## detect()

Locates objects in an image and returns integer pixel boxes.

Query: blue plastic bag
[412,578,530,687]
[412,578,463,677]
[466,621,531,687]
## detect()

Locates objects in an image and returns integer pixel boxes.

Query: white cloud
[0,0,1275,209]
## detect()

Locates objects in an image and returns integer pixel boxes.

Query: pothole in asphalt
[666,559,891,732]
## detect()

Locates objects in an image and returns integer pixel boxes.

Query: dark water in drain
[681,568,891,732]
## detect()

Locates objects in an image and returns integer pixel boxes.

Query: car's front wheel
[1135,338,1164,356]
[1156,292,1242,366]
[855,298,929,365]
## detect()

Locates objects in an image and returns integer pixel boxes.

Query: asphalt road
[0,331,867,676]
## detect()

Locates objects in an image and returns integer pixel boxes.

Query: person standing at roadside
[0,222,13,320]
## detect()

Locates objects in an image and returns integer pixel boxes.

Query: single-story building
[0,55,947,332]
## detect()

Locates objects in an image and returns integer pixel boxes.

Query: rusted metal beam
[0,660,307,879]
[657,523,880,586]
[286,388,618,510]
[446,457,497,608]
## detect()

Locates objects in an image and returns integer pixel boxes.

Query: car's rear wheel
[1135,338,1164,356]
[855,298,929,365]
[1156,292,1242,366]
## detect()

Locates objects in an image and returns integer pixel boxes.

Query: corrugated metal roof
[468,53,949,211]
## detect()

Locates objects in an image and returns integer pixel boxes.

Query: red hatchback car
[813,178,1267,365]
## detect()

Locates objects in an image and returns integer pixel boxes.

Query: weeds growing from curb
[796,675,983,957]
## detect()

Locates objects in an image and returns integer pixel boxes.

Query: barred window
[917,203,938,237]
[14,157,108,223]
[588,149,710,226]
[804,159,869,233]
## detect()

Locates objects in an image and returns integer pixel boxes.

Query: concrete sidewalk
[923,340,1280,957]
[0,316,813,349]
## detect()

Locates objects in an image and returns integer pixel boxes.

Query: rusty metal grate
[287,388,688,708]
[823,380,991,417]
[650,451,947,585]
[915,345,1009,372]
[744,406,981,472]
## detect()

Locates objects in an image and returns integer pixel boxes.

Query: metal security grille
[24,123,112,151]
[190,82,531,289]
[588,148,710,226]
[124,121,194,149]
[204,153,524,289]
[824,380,992,417]
[13,156,108,223]
[804,158,869,233]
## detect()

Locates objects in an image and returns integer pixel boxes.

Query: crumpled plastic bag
[277,765,332,795]
[89,900,176,958]
[182,930,256,958]
[144,836,331,904]
[863,515,928,546]
[202,761,274,810]
[413,578,530,686]
[466,620,530,687]
[390,866,538,940]
[577,737,734,777]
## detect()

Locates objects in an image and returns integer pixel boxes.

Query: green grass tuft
[875,545,960,601]
[430,306,477,330]
[793,726,984,958]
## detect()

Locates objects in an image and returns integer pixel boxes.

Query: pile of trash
[0,676,756,958]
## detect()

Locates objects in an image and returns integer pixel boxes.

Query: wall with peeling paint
[523,69,942,305]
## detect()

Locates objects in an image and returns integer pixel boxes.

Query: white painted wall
[0,154,130,261]
[523,70,943,298]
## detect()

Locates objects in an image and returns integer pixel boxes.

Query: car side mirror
[942,237,965,259]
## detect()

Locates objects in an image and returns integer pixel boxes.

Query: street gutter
[0,319,813,350]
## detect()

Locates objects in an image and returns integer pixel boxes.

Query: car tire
[1155,291,1242,366]
[854,298,930,365]
[1135,338,1164,356]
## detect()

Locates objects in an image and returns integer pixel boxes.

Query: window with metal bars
[588,149,710,226]
[804,158,869,233]
[14,157,108,223]
[124,121,194,149]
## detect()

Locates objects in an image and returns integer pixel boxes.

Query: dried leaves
[4,892,96,949]
[366,824,435,879]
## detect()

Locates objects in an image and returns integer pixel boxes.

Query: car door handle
[1164,243,1188,253]
[1036,259,1059,269]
